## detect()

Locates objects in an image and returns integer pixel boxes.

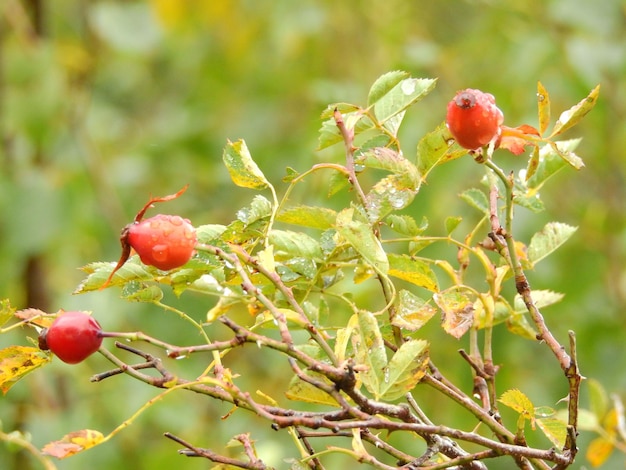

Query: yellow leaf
[586,436,613,468]
[42,429,105,458]
[0,346,51,394]
[499,389,535,419]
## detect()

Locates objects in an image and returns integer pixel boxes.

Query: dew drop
[152,244,169,262]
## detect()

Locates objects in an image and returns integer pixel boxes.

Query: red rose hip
[40,311,103,364]
[127,214,197,271]
[446,89,504,150]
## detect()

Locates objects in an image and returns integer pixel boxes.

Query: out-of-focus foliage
[0,1,625,469]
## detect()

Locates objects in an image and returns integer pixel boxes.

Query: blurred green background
[1,0,625,468]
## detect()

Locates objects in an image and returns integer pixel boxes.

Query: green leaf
[416,123,467,180]
[318,104,362,150]
[277,205,337,230]
[513,289,564,313]
[549,84,600,138]
[372,76,437,135]
[74,260,154,293]
[236,195,273,225]
[536,416,567,448]
[367,71,409,107]
[379,339,429,401]
[386,214,428,237]
[359,147,420,184]
[445,216,462,235]
[549,140,585,170]
[527,222,577,265]
[434,290,474,338]
[0,299,15,329]
[388,254,438,292]
[269,230,322,260]
[460,188,489,215]
[587,378,609,423]
[335,208,389,274]
[365,175,418,222]
[526,139,580,190]
[196,224,227,243]
[285,373,339,406]
[537,81,551,136]
[223,139,270,190]
[392,290,437,331]
[355,311,387,398]
[122,284,163,303]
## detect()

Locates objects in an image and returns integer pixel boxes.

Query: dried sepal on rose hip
[101,185,197,289]
[446,89,504,150]
[38,311,103,364]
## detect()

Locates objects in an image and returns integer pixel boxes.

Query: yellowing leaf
[392,290,437,331]
[0,346,51,394]
[336,208,389,274]
[550,84,600,138]
[388,254,438,292]
[527,222,577,265]
[42,429,105,458]
[379,339,429,401]
[536,416,567,448]
[499,389,535,419]
[223,139,270,190]
[586,436,614,468]
[434,291,474,339]
[537,81,551,136]
[285,373,339,407]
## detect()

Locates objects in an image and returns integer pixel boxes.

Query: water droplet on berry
[170,216,184,226]
[152,244,169,262]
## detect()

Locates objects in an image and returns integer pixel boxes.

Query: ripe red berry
[40,311,103,364]
[446,89,504,150]
[101,185,196,289]
[127,214,197,271]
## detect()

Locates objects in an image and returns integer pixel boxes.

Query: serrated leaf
[537,82,551,136]
[0,346,51,394]
[550,140,585,170]
[195,224,227,243]
[122,285,163,303]
[499,389,535,420]
[386,214,428,237]
[536,416,567,448]
[318,104,363,150]
[277,205,337,230]
[335,208,388,274]
[379,339,429,401]
[236,195,272,225]
[527,222,577,265]
[417,123,467,180]
[42,429,105,458]
[223,139,270,190]
[269,230,322,260]
[355,311,387,397]
[285,373,339,406]
[460,188,489,215]
[388,254,438,292]
[365,175,418,222]
[74,260,154,293]
[434,290,474,339]
[550,84,600,138]
[526,139,580,190]
[586,436,614,467]
[372,77,437,135]
[367,70,409,107]
[392,290,437,331]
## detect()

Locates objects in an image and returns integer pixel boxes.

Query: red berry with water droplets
[127,214,197,271]
[446,89,504,150]
[40,311,103,364]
